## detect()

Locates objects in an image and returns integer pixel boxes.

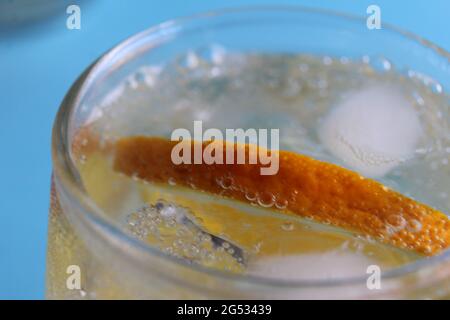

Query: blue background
[0,0,449,300]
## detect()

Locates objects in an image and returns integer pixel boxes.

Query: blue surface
[0,0,449,300]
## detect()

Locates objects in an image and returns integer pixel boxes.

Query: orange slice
[113,136,450,256]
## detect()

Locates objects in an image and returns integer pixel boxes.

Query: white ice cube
[319,85,422,178]
[248,251,374,281]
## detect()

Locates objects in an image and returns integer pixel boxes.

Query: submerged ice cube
[320,85,423,178]
[248,251,375,281]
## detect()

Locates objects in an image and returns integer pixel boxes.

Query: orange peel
[113,136,450,256]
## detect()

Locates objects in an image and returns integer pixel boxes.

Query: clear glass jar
[47,7,450,299]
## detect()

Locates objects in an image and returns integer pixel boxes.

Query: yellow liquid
[47,53,450,299]
[47,149,420,299]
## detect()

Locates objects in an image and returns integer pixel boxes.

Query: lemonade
[47,8,450,299]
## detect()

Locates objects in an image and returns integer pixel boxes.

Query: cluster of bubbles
[381,213,424,250]
[214,175,292,212]
[126,199,246,271]
[212,170,432,250]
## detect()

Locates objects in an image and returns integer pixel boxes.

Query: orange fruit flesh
[113,136,450,256]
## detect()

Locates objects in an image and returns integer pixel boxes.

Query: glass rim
[52,5,450,290]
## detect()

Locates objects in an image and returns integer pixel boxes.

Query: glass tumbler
[47,7,450,299]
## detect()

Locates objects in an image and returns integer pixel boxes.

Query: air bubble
[216,176,234,190]
[201,234,212,243]
[159,205,177,219]
[386,215,406,230]
[165,219,177,228]
[281,222,295,231]
[412,92,425,106]
[275,198,288,210]
[127,213,140,227]
[370,56,392,72]
[126,202,246,270]
[185,51,200,69]
[168,177,177,186]
[188,181,197,189]
[222,242,230,249]
[431,81,443,94]
[253,242,262,253]
[127,71,144,88]
[407,219,422,233]
[245,191,257,202]
[210,45,226,65]
[209,66,222,78]
[257,192,275,208]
